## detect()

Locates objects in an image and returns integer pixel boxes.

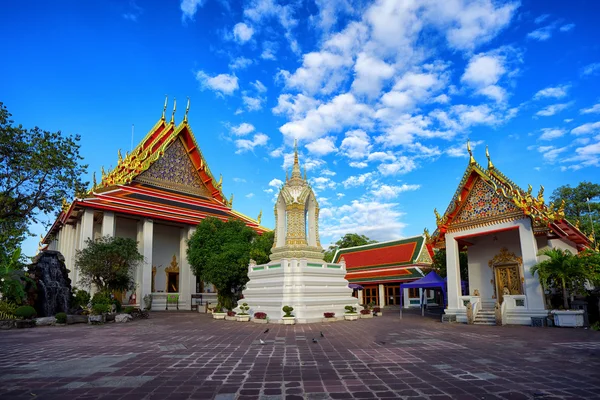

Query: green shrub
[55,312,67,324]
[71,288,91,309]
[14,305,37,319]
[238,302,250,315]
[91,304,110,315]
[282,305,294,317]
[344,305,357,314]
[112,299,122,313]
[124,306,134,314]
[0,301,18,320]
[91,292,111,306]
[592,321,600,332]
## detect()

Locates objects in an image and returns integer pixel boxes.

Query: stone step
[474,321,496,325]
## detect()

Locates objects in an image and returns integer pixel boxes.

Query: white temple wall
[548,238,578,254]
[275,196,286,248]
[152,223,181,294]
[115,216,138,241]
[92,218,102,241]
[466,228,522,300]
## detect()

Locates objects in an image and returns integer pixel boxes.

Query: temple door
[494,265,522,304]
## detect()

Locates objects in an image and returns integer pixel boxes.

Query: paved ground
[0,312,599,400]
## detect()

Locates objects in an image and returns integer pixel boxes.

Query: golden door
[495,265,522,304]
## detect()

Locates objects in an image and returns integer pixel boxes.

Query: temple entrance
[165,255,180,293]
[362,286,379,306]
[494,264,522,304]
[385,285,401,305]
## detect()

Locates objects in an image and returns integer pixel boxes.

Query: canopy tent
[399,270,447,308]
[348,283,363,290]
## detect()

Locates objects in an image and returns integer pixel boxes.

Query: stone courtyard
[1,312,599,400]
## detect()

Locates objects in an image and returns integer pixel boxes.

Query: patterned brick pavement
[0,312,599,400]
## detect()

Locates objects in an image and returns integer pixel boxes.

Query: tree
[187,217,258,310]
[550,181,600,239]
[0,102,88,261]
[0,248,34,304]
[324,233,377,262]
[531,248,593,309]
[249,230,274,265]
[75,236,143,294]
[432,249,469,280]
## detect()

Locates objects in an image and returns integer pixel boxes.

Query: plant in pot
[212,304,227,320]
[372,306,382,316]
[360,308,373,318]
[253,312,268,324]
[282,305,295,325]
[323,312,336,322]
[14,305,37,328]
[89,304,110,324]
[344,305,359,321]
[225,310,237,321]
[237,303,251,322]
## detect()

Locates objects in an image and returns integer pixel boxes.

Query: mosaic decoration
[136,138,211,197]
[452,178,521,226]
[416,246,433,264]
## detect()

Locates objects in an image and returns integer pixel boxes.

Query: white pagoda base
[240,258,359,323]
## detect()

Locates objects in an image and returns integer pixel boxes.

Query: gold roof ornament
[215,174,223,190]
[170,97,177,124]
[589,232,595,243]
[161,95,168,121]
[229,193,234,207]
[92,172,97,190]
[61,198,69,213]
[423,227,431,241]
[117,149,123,165]
[184,97,190,124]
[434,208,442,225]
[527,184,533,196]
[537,185,545,204]
[485,145,494,169]
[291,139,302,179]
[467,139,475,165]
[257,210,262,225]
[575,219,581,229]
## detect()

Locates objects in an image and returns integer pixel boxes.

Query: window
[408,288,419,298]
[363,286,379,305]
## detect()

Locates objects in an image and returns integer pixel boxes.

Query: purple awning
[349,283,363,290]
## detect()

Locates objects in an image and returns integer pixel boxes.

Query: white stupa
[241,141,359,323]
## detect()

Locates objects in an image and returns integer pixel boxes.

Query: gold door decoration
[151,266,157,293]
[488,247,523,304]
[165,255,180,293]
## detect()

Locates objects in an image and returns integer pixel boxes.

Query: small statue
[503,286,510,296]
[466,302,473,324]
[473,289,480,297]
[495,302,502,325]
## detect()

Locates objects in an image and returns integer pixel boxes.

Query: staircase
[473,301,496,325]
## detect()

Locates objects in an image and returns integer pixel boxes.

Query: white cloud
[534,85,570,99]
[261,41,278,60]
[461,53,508,102]
[535,102,574,117]
[196,71,238,95]
[180,0,205,22]
[312,0,354,32]
[536,145,569,162]
[233,178,246,183]
[245,193,255,198]
[231,123,255,136]
[527,25,554,41]
[378,156,417,175]
[244,0,299,54]
[371,183,420,199]
[349,161,368,168]
[340,129,371,159]
[305,137,337,156]
[251,80,267,93]
[233,22,254,43]
[310,176,336,190]
[446,140,483,158]
[564,118,574,123]
[534,14,550,24]
[368,151,396,162]
[560,23,575,32]
[234,133,269,154]
[582,63,600,77]
[242,94,264,111]
[342,172,374,188]
[336,193,345,199]
[581,104,600,114]
[269,178,283,187]
[321,169,336,176]
[351,52,395,98]
[539,128,566,141]
[272,94,321,120]
[571,121,600,135]
[229,56,253,70]
[264,188,274,194]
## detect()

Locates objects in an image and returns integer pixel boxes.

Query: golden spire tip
[467,139,475,165]
[184,97,190,123]
[162,95,168,120]
[486,145,494,169]
[170,98,177,124]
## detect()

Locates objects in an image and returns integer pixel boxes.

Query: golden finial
[118,149,123,165]
[184,97,190,123]
[485,146,494,169]
[575,219,580,230]
[92,172,97,189]
[434,208,442,224]
[423,227,430,241]
[557,199,565,219]
[170,98,177,124]
[294,139,299,164]
[257,210,262,225]
[228,193,234,207]
[467,139,475,165]
[101,166,106,179]
[527,184,533,196]
[589,232,595,243]
[61,198,69,213]
[537,185,545,204]
[216,174,223,189]
[162,95,168,120]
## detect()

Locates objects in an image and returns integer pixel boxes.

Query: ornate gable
[449,177,522,231]
[135,138,212,197]
[416,244,433,264]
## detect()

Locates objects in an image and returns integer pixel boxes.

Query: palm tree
[531,248,584,309]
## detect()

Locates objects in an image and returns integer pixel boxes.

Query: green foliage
[0,300,17,320]
[344,305,357,314]
[71,287,91,309]
[112,299,122,313]
[324,233,377,262]
[0,248,35,304]
[55,312,67,324]
[91,291,111,306]
[124,306,134,314]
[187,217,257,310]
[591,321,600,331]
[91,304,110,315]
[14,305,37,319]
[550,181,600,239]
[249,231,275,265]
[75,236,143,293]
[432,249,469,280]
[282,305,294,317]
[532,248,595,309]
[238,302,250,315]
[0,102,88,260]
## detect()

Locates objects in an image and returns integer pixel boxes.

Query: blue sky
[2,0,600,257]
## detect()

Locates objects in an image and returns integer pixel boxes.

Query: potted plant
[344,305,359,321]
[14,305,37,329]
[323,312,336,322]
[372,306,382,316]
[88,304,109,324]
[253,312,268,324]
[212,304,227,320]
[282,305,296,325]
[237,303,251,322]
[360,309,373,319]
[225,310,237,321]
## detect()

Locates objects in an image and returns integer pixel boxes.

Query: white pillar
[101,211,116,237]
[139,218,154,307]
[378,284,385,307]
[403,288,410,309]
[518,219,545,310]
[77,209,94,288]
[419,288,423,307]
[445,235,462,311]
[188,227,196,298]
[179,227,191,310]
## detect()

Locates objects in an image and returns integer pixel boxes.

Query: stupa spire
[291,139,302,179]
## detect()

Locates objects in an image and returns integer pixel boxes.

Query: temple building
[42,99,268,310]
[331,235,435,308]
[430,142,593,325]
